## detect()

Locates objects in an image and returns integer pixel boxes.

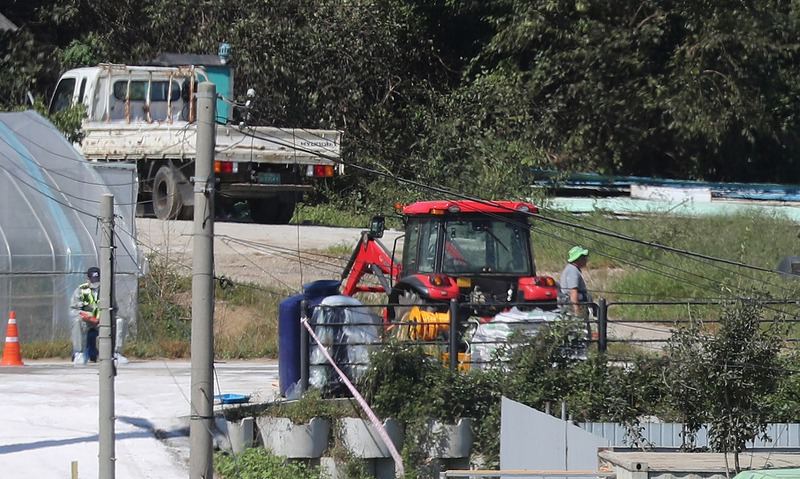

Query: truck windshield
[50,78,76,114]
[442,218,530,274]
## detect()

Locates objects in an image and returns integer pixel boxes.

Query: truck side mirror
[369,215,385,239]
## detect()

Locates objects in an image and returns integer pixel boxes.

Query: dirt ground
[136,218,672,344]
[136,218,402,292]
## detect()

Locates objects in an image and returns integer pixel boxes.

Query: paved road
[0,359,278,478]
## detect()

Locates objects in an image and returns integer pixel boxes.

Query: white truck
[49,55,341,223]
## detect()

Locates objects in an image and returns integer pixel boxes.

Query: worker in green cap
[558,246,592,318]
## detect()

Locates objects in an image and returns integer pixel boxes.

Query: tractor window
[402,219,440,274]
[416,220,440,273]
[401,221,420,274]
[443,218,530,274]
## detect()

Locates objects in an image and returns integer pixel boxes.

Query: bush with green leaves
[665,299,785,472]
[215,448,324,479]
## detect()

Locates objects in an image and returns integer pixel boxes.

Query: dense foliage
[216,448,324,479]
[4,1,800,207]
[356,299,794,469]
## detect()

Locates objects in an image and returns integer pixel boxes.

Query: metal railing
[439,470,615,478]
[295,296,800,392]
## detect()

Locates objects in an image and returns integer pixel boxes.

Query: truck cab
[49,64,203,123]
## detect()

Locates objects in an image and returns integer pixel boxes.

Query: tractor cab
[341,200,559,312]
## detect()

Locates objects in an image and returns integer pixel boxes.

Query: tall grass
[21,340,72,360]
[292,203,403,229]
[126,255,287,359]
[292,203,373,228]
[532,210,800,320]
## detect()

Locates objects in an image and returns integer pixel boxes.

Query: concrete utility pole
[189,82,216,479]
[98,193,116,479]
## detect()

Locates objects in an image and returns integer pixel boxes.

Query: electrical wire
[216,235,347,272]
[231,123,800,316]
[9,116,195,184]
[0,125,198,209]
[540,204,800,298]
[535,207,789,278]
[0,159,99,219]
[126,227,296,300]
[536,218,758,297]
[218,236,296,291]
[231,123,795,283]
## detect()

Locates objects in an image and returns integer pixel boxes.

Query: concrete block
[257,416,331,458]
[339,417,403,459]
[214,416,254,454]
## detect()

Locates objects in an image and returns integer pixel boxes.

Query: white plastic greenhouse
[0,111,140,343]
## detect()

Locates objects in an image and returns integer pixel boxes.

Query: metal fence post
[300,299,309,393]
[449,298,459,372]
[597,298,608,354]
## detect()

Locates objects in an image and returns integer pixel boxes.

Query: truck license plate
[257,172,281,184]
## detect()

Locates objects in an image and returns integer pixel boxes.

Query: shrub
[215,448,323,479]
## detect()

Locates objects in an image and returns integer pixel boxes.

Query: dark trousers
[86,327,99,362]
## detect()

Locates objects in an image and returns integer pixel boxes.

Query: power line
[218,237,295,291]
[233,123,800,288]
[536,217,780,300]
[537,207,800,298]
[0,159,99,219]
[533,211,784,276]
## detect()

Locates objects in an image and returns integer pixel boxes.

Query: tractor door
[401,217,444,275]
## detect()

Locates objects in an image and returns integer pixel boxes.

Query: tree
[665,320,711,449]
[465,0,800,182]
[666,299,784,473]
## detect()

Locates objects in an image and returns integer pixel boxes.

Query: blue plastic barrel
[277,280,341,396]
[278,293,304,396]
[303,280,341,299]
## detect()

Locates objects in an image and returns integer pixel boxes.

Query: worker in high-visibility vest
[69,267,128,366]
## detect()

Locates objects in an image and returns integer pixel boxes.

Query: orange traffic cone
[1,311,24,366]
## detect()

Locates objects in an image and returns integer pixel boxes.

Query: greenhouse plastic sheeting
[0,111,140,342]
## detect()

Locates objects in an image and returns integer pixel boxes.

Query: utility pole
[99,193,116,479]
[189,81,216,479]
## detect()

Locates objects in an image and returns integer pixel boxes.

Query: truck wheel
[276,199,296,224]
[177,205,194,220]
[152,166,183,220]
[248,198,296,224]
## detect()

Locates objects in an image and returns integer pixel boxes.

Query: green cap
[568,246,589,263]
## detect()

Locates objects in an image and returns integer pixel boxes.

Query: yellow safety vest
[79,282,99,319]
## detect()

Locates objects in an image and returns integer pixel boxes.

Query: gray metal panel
[501,398,609,471]
[90,162,140,326]
[581,422,800,449]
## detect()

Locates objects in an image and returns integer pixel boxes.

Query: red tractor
[341,200,559,322]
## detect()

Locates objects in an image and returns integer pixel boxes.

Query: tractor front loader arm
[341,231,400,296]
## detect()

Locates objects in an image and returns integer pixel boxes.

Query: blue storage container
[278,293,304,396]
[277,280,341,396]
[303,280,341,299]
